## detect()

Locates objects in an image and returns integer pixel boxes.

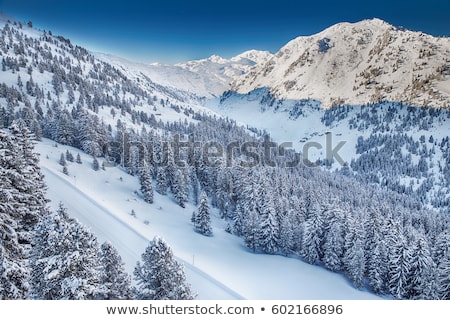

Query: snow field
[36,138,380,300]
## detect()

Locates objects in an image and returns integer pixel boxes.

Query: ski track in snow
[42,166,245,300]
[37,139,381,300]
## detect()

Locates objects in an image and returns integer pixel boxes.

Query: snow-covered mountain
[2,13,450,302]
[96,50,273,98]
[0,14,218,133]
[34,137,380,300]
[232,18,450,108]
[94,19,450,108]
[0,15,386,300]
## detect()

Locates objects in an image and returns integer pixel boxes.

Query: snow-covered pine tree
[99,241,134,300]
[189,168,200,206]
[232,202,245,236]
[195,192,212,236]
[166,143,176,193]
[433,230,450,262]
[59,152,66,166]
[9,121,49,235]
[133,237,194,300]
[66,150,74,162]
[126,144,140,176]
[289,195,306,254]
[172,168,188,208]
[255,175,279,254]
[408,231,436,299]
[155,167,167,195]
[243,209,260,253]
[386,220,412,299]
[278,210,294,257]
[140,165,154,204]
[322,207,345,272]
[0,147,30,299]
[367,232,389,294]
[436,250,450,300]
[300,199,325,265]
[236,172,260,252]
[343,215,366,288]
[76,110,103,157]
[55,110,76,146]
[76,153,82,164]
[92,156,99,171]
[30,203,102,299]
[0,122,50,299]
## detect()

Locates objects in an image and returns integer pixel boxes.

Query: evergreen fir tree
[408,232,436,299]
[433,230,450,262]
[300,200,324,265]
[166,144,176,193]
[278,211,294,257]
[436,250,450,300]
[66,150,74,162]
[99,241,134,300]
[140,165,154,204]
[255,175,279,254]
[30,203,102,299]
[243,209,260,253]
[133,237,194,300]
[190,168,200,206]
[343,216,366,288]
[92,156,99,171]
[321,206,346,272]
[232,203,245,236]
[126,144,140,176]
[9,120,49,233]
[387,223,412,299]
[195,192,212,236]
[59,152,66,166]
[155,167,167,195]
[367,233,389,294]
[0,123,49,299]
[172,168,188,208]
[76,153,82,164]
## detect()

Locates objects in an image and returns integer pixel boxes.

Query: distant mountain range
[95,49,273,98]
[96,18,450,108]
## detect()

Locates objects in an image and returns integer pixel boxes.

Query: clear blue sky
[1,0,449,64]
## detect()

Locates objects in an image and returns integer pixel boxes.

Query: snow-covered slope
[0,15,219,135]
[35,138,380,300]
[96,50,273,98]
[209,89,450,213]
[232,18,450,108]
[2,14,448,301]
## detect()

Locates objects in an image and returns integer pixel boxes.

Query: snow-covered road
[42,167,244,299]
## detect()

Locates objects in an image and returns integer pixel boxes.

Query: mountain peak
[231,19,450,108]
[207,54,228,64]
[231,50,274,64]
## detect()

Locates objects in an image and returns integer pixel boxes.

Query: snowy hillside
[35,138,380,300]
[210,89,450,213]
[1,14,450,302]
[0,14,212,126]
[96,50,272,98]
[232,18,450,108]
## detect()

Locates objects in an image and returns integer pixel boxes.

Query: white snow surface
[36,139,381,300]
[95,50,273,98]
[206,89,450,177]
